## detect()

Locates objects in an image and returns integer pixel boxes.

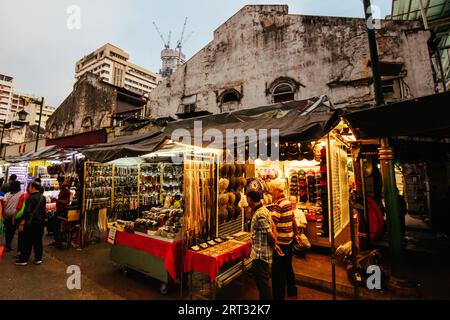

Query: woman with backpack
[1,181,23,253]
[14,183,32,257]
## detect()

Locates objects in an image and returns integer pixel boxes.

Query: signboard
[108,227,117,245]
[7,165,29,193]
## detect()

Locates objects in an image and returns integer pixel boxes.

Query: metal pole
[379,140,403,277]
[326,134,337,300]
[436,49,448,92]
[364,0,403,279]
[363,0,385,107]
[35,97,44,152]
[359,158,370,249]
[418,0,429,29]
[0,120,5,159]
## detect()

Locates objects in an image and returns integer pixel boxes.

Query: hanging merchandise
[183,154,216,247]
[161,164,183,209]
[82,162,113,245]
[140,164,162,208]
[98,208,108,232]
[217,163,248,237]
[113,165,139,221]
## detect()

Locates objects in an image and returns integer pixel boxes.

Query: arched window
[267,77,302,103]
[218,88,242,112]
[273,83,295,103]
[81,117,93,131]
[49,125,57,138]
[64,121,74,136]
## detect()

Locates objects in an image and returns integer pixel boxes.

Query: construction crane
[176,17,194,65]
[152,21,170,49]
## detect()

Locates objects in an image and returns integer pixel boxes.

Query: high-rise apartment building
[0,74,14,122]
[0,74,55,132]
[75,43,160,96]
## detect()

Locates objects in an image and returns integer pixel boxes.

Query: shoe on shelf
[15,261,28,266]
[34,261,43,265]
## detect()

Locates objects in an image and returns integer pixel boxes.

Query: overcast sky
[0,0,392,107]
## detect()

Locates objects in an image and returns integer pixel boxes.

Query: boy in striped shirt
[269,179,301,300]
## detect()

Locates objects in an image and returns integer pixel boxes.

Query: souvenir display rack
[113,165,139,221]
[161,163,184,209]
[82,162,113,245]
[249,137,352,248]
[106,145,219,295]
[139,163,162,209]
[217,163,248,237]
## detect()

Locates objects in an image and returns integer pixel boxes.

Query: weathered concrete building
[147,5,435,119]
[45,73,147,147]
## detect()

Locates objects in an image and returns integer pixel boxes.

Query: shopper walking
[247,190,281,300]
[1,181,23,253]
[14,183,32,257]
[50,176,71,247]
[16,182,46,266]
[269,179,301,300]
[1,174,17,194]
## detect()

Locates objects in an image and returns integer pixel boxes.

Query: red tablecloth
[108,231,182,282]
[184,241,252,283]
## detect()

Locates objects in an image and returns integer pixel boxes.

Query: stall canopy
[344,91,450,139]
[81,96,341,162]
[80,131,166,163]
[5,145,73,163]
[163,95,341,148]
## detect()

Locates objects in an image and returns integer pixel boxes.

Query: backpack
[15,200,26,220]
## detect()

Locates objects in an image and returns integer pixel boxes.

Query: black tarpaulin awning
[164,97,332,133]
[80,132,167,163]
[80,96,340,162]
[344,91,450,139]
[5,145,71,163]
[164,96,341,149]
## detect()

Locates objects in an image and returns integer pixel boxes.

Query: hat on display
[220,165,227,177]
[230,165,236,177]
[301,142,314,161]
[287,143,300,161]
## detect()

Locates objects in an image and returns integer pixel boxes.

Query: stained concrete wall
[147,5,434,119]
[45,73,117,139]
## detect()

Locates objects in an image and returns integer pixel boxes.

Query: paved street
[0,235,339,300]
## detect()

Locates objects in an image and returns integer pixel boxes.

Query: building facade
[147,5,435,119]
[0,74,14,122]
[45,73,147,147]
[75,43,160,97]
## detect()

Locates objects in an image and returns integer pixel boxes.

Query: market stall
[2,147,84,246]
[246,124,355,248]
[80,141,220,294]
